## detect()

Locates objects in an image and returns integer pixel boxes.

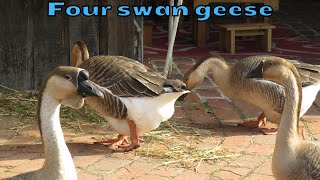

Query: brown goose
[71,41,189,152]
[246,58,320,180]
[184,55,320,134]
[4,66,102,180]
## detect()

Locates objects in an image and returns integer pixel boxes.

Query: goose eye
[267,62,273,66]
[65,75,72,80]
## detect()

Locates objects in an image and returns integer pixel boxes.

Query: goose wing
[290,60,320,85]
[79,56,185,97]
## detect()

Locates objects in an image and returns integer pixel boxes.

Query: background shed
[0,0,143,91]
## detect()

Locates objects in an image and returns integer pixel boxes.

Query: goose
[245,58,320,179]
[184,55,320,134]
[4,66,103,180]
[71,41,189,152]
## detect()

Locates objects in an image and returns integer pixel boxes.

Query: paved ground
[1,57,320,180]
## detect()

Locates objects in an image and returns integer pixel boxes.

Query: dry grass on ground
[0,92,237,170]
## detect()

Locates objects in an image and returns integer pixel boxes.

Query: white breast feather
[116,91,188,135]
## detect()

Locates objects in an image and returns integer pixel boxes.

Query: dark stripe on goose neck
[102,90,128,119]
[288,63,303,130]
[37,75,51,141]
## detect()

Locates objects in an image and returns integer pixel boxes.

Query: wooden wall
[0,0,142,91]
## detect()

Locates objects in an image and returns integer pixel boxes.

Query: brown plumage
[246,58,320,180]
[86,85,128,119]
[80,55,167,97]
[184,55,320,133]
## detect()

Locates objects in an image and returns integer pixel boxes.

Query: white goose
[246,58,320,179]
[4,66,103,180]
[71,41,189,152]
[184,55,320,134]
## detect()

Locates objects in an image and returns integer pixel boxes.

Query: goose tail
[71,41,90,67]
[163,79,188,92]
[300,82,320,117]
[163,79,190,101]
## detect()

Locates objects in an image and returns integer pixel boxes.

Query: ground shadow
[0,142,113,161]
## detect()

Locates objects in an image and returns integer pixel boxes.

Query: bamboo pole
[163,0,183,78]
[168,0,174,43]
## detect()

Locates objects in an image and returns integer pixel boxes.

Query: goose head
[245,58,301,84]
[184,56,229,90]
[184,68,204,90]
[43,66,103,109]
[184,57,212,90]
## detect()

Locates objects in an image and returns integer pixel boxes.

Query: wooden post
[144,21,153,46]
[226,30,235,54]
[0,0,34,90]
[219,29,226,51]
[69,0,100,58]
[33,0,70,88]
[99,0,109,55]
[196,22,207,47]
[230,30,236,54]
[107,0,135,59]
[264,29,272,52]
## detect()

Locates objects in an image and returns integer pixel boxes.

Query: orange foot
[112,119,141,153]
[238,112,267,128]
[95,135,129,149]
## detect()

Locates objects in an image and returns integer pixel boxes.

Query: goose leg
[114,119,140,152]
[238,112,267,128]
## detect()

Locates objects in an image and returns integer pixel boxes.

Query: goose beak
[77,70,104,98]
[246,61,264,79]
[78,80,103,98]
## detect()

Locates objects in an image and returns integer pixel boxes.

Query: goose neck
[39,90,76,177]
[274,70,301,157]
[206,59,231,88]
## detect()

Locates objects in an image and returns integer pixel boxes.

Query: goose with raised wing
[184,55,320,134]
[71,41,189,152]
[4,66,103,180]
[245,58,320,179]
